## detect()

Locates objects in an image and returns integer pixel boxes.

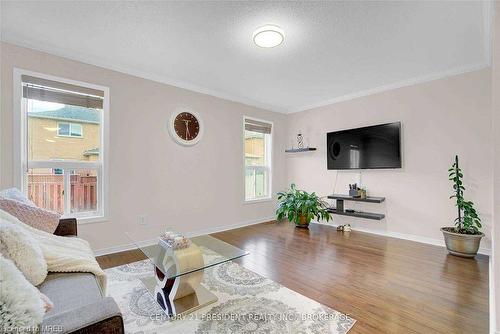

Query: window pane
[28,99,101,162]
[70,169,98,214]
[245,168,255,199]
[255,169,267,197]
[244,130,265,166]
[27,168,64,214]
[245,167,268,200]
[58,123,70,136]
[70,124,82,137]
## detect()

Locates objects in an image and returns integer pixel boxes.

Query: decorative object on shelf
[441,155,484,258]
[349,184,359,197]
[168,109,204,146]
[358,188,367,199]
[297,132,304,149]
[276,183,331,228]
[159,231,191,250]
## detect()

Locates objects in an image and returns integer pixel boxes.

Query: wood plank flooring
[96,221,489,334]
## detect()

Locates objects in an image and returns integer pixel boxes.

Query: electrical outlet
[138,215,147,225]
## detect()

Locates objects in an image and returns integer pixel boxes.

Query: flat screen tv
[327,122,401,170]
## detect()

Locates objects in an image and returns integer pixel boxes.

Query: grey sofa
[39,219,124,334]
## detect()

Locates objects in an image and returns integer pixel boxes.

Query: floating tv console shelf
[285,147,317,153]
[326,194,385,220]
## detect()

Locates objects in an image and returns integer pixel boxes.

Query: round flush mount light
[253,25,284,48]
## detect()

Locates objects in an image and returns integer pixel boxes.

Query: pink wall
[492,2,500,332]
[0,42,287,252]
[286,69,493,252]
[0,43,494,266]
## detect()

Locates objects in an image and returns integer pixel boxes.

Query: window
[57,122,83,137]
[17,71,108,220]
[244,117,272,201]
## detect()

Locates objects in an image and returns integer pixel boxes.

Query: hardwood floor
[96,221,489,334]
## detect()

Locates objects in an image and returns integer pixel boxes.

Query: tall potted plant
[276,184,331,228]
[441,155,484,257]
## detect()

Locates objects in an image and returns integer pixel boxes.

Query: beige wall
[1,42,287,252]
[28,117,99,161]
[286,69,493,252]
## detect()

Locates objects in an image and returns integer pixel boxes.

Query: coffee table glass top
[125,224,249,280]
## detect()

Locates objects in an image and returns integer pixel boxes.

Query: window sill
[67,215,108,225]
[244,197,273,204]
[57,135,84,139]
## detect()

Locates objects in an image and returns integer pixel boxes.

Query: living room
[0,1,499,334]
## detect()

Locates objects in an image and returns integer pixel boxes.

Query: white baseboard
[311,221,491,256]
[93,216,275,257]
[93,241,140,257]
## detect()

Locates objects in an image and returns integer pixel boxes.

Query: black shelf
[285,147,317,153]
[327,194,385,203]
[327,208,385,220]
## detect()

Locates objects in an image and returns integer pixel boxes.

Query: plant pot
[440,227,484,258]
[295,214,310,228]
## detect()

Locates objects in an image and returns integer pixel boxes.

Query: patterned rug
[105,248,356,334]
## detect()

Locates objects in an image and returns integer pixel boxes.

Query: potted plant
[441,155,484,258]
[276,183,331,228]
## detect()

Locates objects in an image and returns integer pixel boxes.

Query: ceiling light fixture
[253,25,284,48]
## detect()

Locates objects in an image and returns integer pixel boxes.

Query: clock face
[174,112,200,141]
[169,110,203,146]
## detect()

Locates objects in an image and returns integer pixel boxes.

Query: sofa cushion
[39,273,103,317]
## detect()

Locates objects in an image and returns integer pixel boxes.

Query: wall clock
[168,109,204,146]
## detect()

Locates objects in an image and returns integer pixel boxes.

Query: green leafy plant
[448,155,482,234]
[276,183,331,225]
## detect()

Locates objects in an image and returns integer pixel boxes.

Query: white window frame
[243,116,273,203]
[57,122,83,138]
[13,68,109,224]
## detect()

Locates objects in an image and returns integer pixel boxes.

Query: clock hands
[183,119,191,139]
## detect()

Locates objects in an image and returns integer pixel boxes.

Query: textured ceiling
[0,1,490,113]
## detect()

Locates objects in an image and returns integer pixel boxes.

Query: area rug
[105,248,356,334]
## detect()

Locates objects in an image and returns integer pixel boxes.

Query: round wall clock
[168,109,204,146]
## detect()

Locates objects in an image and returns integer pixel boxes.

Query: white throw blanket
[0,210,106,294]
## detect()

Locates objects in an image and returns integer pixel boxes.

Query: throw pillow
[0,195,60,234]
[0,219,48,286]
[0,187,36,207]
[0,256,46,333]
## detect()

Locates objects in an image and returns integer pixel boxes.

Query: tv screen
[327,122,401,170]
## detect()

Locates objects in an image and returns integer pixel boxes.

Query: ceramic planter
[441,227,484,258]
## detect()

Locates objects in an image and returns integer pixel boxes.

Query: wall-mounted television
[327,122,401,170]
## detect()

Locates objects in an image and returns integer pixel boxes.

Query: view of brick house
[28,105,100,161]
[27,103,101,214]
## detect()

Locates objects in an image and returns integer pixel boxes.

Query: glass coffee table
[125,225,248,318]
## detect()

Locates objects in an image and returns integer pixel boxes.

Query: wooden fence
[28,174,97,214]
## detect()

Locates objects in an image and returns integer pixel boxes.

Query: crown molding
[287,62,490,114]
[1,38,489,116]
[0,39,287,114]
